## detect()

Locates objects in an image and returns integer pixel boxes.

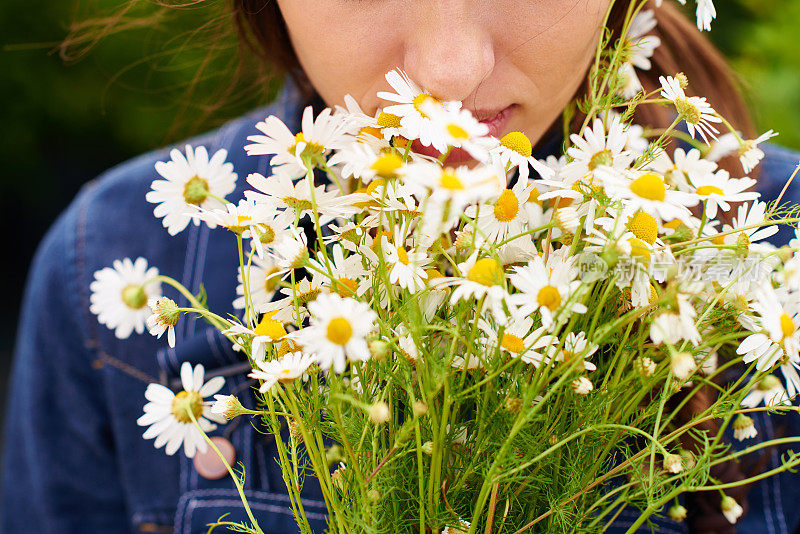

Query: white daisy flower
[248,351,315,393]
[659,75,722,144]
[466,179,538,244]
[689,169,758,219]
[376,69,461,153]
[705,131,742,163]
[560,115,635,184]
[432,253,515,325]
[136,362,227,458]
[234,252,283,314]
[381,224,431,293]
[291,293,378,374]
[223,312,288,361]
[741,374,791,408]
[508,255,588,329]
[647,147,718,193]
[739,130,779,173]
[266,226,309,272]
[479,314,539,360]
[191,199,287,259]
[244,106,348,178]
[90,257,162,340]
[245,172,367,225]
[558,331,599,372]
[489,131,556,182]
[650,294,701,346]
[327,142,407,184]
[146,296,179,348]
[263,277,325,324]
[599,168,699,224]
[720,201,778,246]
[736,283,800,370]
[720,496,743,525]
[426,104,492,161]
[308,243,370,298]
[146,145,237,235]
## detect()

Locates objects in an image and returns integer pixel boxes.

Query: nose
[402,3,496,104]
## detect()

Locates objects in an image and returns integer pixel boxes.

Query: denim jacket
[3,78,800,534]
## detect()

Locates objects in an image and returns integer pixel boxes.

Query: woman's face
[277,0,611,153]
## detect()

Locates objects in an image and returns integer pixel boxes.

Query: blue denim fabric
[2,77,800,533]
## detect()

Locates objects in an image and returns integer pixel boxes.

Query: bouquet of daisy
[89,1,800,533]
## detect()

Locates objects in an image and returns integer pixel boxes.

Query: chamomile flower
[600,168,698,224]
[292,293,378,374]
[739,130,779,173]
[479,314,538,359]
[618,10,661,98]
[560,115,635,184]
[427,104,492,161]
[732,414,757,441]
[737,283,800,370]
[376,69,460,152]
[266,226,309,272]
[558,331,599,372]
[719,201,778,246]
[720,496,743,525]
[689,169,758,219]
[659,75,722,144]
[234,253,283,314]
[146,296,179,348]
[308,243,370,298]
[223,312,288,361]
[509,255,588,329]
[147,145,237,235]
[248,351,314,393]
[489,131,555,181]
[466,179,538,243]
[381,225,431,293]
[432,252,515,325]
[192,199,284,259]
[263,277,325,323]
[650,294,701,346]
[137,362,226,458]
[741,374,791,408]
[328,142,407,183]
[90,257,162,339]
[244,106,348,178]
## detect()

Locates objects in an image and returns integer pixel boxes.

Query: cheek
[277,0,403,111]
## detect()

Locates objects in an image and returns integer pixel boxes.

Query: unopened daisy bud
[412,400,428,416]
[670,352,696,380]
[549,434,560,446]
[634,356,656,377]
[369,401,391,424]
[441,520,471,534]
[211,394,246,420]
[505,397,523,414]
[679,450,696,470]
[368,339,389,361]
[147,296,180,348]
[454,230,475,251]
[733,414,757,441]
[674,72,689,89]
[325,444,344,467]
[288,420,303,441]
[663,453,683,474]
[571,376,593,395]
[367,488,381,502]
[721,495,743,524]
[422,441,434,455]
[668,504,688,522]
[331,463,346,490]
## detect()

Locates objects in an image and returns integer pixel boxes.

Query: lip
[411,104,517,165]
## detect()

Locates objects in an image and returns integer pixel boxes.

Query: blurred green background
[0,0,799,430]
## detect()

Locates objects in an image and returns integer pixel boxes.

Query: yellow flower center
[447,123,470,140]
[183,176,209,205]
[628,238,652,263]
[780,313,795,339]
[494,189,520,222]
[377,112,402,129]
[333,277,359,297]
[284,196,314,212]
[358,126,383,140]
[291,132,325,160]
[258,225,276,245]
[371,154,404,179]
[228,215,253,234]
[588,149,613,170]
[696,185,724,196]
[171,390,204,424]
[264,267,281,293]
[536,285,561,311]
[500,132,532,158]
[467,258,504,287]
[675,98,701,125]
[527,188,541,205]
[326,317,353,346]
[439,170,465,191]
[397,246,410,265]
[627,212,658,245]
[254,312,287,340]
[663,219,682,231]
[121,285,147,309]
[425,268,445,281]
[365,178,386,195]
[500,333,525,353]
[412,94,437,119]
[630,172,666,202]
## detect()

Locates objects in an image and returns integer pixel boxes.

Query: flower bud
[634,356,656,377]
[210,394,246,421]
[670,352,696,380]
[369,401,391,424]
[412,400,428,416]
[732,414,757,441]
[505,397,523,414]
[369,339,389,361]
[663,453,683,474]
[571,376,593,395]
[675,72,689,89]
[421,441,434,455]
[367,489,381,502]
[668,504,687,521]
[721,495,743,524]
